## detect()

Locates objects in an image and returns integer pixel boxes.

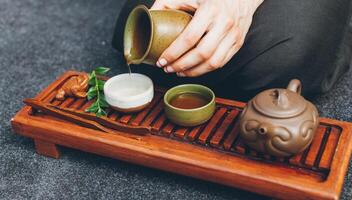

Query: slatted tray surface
[43,80,340,178]
[11,71,352,200]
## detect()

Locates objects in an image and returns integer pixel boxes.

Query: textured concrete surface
[0,0,351,199]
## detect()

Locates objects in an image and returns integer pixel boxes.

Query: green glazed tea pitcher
[124,5,192,65]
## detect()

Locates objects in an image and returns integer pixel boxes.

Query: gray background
[0,0,351,199]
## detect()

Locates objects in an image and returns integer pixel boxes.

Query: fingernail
[177,72,186,77]
[165,66,175,73]
[157,58,167,67]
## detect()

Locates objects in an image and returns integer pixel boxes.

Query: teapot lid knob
[271,89,289,109]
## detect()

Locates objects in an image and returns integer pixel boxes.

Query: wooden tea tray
[11,71,352,200]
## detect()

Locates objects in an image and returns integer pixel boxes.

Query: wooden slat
[198,108,227,144]
[119,114,132,124]
[215,97,247,108]
[210,109,239,147]
[141,103,163,127]
[289,152,304,166]
[80,100,93,111]
[151,114,166,132]
[131,94,162,126]
[174,127,188,138]
[304,126,327,167]
[108,111,119,121]
[51,100,62,106]
[223,121,241,150]
[186,125,203,141]
[319,127,341,170]
[234,139,246,154]
[162,123,174,135]
[59,97,75,108]
[43,91,57,103]
[70,99,86,109]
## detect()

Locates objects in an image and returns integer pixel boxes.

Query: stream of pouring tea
[125,56,132,76]
[127,63,132,75]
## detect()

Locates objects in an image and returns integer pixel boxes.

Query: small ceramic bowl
[164,84,216,127]
[104,73,154,113]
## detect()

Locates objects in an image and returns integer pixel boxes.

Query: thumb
[150,1,166,10]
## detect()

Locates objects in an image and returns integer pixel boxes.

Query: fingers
[221,18,252,64]
[164,17,234,73]
[223,39,243,64]
[208,27,242,67]
[150,0,199,11]
[177,27,243,77]
[150,1,166,10]
[156,4,211,68]
[176,62,215,78]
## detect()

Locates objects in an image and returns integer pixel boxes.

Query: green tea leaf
[85,67,110,117]
[94,67,110,75]
[88,71,96,85]
[85,103,98,113]
[99,97,109,108]
[87,87,97,100]
[87,86,97,93]
[97,80,105,90]
[96,108,107,117]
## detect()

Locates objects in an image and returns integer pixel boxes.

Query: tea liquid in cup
[169,93,210,109]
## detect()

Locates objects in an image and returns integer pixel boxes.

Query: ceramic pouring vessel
[239,79,319,157]
[124,5,192,65]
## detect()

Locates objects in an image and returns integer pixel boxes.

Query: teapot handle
[287,79,302,95]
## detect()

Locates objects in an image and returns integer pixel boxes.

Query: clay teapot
[239,79,319,157]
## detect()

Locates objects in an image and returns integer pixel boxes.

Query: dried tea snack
[56,74,89,100]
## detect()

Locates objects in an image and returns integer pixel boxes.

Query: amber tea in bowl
[164,84,216,127]
[169,93,210,109]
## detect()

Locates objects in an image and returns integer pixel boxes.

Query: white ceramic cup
[104,73,154,113]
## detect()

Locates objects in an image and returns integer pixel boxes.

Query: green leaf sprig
[85,67,110,117]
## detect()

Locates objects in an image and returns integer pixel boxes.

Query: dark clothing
[112,0,352,100]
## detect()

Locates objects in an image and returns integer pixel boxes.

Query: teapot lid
[252,79,307,119]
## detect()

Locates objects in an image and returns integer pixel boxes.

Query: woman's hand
[151,0,264,77]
